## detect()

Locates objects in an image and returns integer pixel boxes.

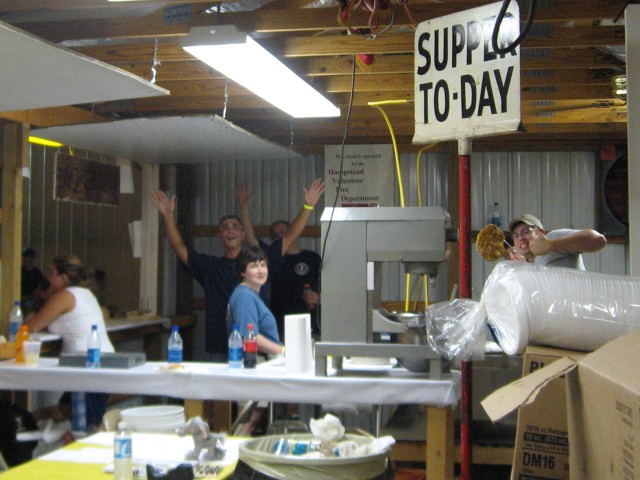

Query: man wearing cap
[508,214,607,270]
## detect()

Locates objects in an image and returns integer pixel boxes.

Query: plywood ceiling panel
[0,21,168,113]
[32,115,303,163]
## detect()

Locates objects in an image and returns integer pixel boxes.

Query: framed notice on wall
[324,144,395,207]
[54,152,120,206]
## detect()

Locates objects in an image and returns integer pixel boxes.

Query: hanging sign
[324,144,394,207]
[54,152,120,206]
[413,1,521,144]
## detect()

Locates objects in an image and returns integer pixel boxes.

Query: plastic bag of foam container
[426,298,487,361]
[426,261,640,358]
[481,261,640,354]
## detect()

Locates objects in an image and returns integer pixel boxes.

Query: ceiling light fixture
[180,26,341,118]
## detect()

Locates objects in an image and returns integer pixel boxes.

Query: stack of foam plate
[120,405,185,433]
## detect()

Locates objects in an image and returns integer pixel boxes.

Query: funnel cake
[476,224,506,261]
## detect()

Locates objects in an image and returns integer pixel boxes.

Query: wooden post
[140,163,160,313]
[1,122,28,331]
[426,406,455,479]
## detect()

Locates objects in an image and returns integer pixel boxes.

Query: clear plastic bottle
[15,325,30,363]
[243,324,258,369]
[491,202,501,228]
[167,325,183,364]
[8,300,23,342]
[228,324,243,368]
[113,421,133,480]
[86,324,101,369]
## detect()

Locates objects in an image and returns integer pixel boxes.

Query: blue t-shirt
[187,246,238,356]
[228,284,280,344]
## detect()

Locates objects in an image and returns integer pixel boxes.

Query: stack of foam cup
[481,261,640,354]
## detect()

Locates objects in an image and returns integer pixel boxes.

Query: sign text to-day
[413,1,521,143]
[416,16,517,124]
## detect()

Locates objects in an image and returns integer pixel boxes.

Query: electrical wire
[415,143,437,207]
[368,99,408,207]
[492,0,537,55]
[320,54,357,268]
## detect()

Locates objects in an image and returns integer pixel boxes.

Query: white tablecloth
[0,358,460,407]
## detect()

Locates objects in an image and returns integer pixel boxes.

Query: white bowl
[121,405,184,422]
[129,419,185,433]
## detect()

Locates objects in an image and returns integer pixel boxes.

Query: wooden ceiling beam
[0,0,220,12]
[114,47,623,82]
[14,0,627,43]
[0,106,108,127]
[75,25,624,65]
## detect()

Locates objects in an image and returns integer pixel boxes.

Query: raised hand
[235,184,254,209]
[527,230,552,256]
[151,189,175,217]
[303,178,325,207]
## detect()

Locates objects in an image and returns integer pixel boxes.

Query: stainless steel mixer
[315,207,457,378]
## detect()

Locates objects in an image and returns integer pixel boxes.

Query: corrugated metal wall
[23,145,142,314]
[184,149,627,311]
[471,151,627,298]
[187,150,451,299]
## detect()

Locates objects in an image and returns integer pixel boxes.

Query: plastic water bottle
[243,324,258,369]
[86,324,101,369]
[228,324,243,368]
[167,325,183,364]
[491,202,501,228]
[8,301,22,342]
[71,392,87,433]
[114,421,133,480]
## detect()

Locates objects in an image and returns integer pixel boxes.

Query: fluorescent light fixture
[28,136,63,147]
[181,26,340,118]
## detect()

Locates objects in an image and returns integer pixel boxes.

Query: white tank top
[47,286,115,354]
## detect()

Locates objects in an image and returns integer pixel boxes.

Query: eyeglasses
[512,226,537,240]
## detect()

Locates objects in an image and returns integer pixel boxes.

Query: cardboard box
[507,346,586,480]
[482,332,640,480]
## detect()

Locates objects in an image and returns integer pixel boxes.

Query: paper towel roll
[284,314,313,373]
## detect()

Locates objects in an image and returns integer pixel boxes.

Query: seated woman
[228,246,283,356]
[24,255,115,430]
[228,246,283,436]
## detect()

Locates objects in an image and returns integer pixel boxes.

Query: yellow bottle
[15,325,30,363]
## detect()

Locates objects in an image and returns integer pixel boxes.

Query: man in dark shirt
[152,190,245,362]
[268,230,321,337]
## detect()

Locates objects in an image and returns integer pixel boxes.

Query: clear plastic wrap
[426,298,487,361]
[481,261,640,354]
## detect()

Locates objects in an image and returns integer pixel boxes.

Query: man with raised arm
[152,190,246,361]
[508,213,607,270]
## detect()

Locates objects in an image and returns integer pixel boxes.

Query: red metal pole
[458,138,472,480]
